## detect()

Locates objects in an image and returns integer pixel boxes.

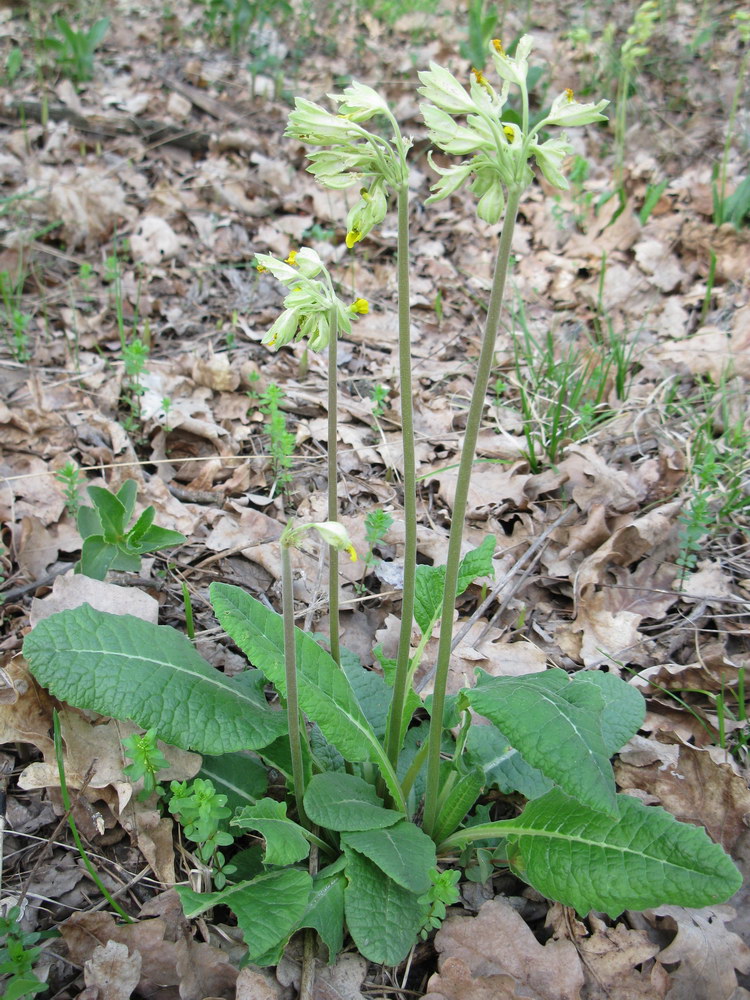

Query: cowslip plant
[613,0,659,190]
[22,35,741,975]
[255,247,368,663]
[75,479,186,580]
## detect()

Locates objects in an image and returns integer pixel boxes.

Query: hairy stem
[384,183,417,770]
[327,307,341,667]
[281,542,309,826]
[422,186,521,838]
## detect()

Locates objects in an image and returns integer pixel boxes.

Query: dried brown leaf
[432,898,584,1000]
[615,740,750,851]
[84,940,142,1000]
[644,905,750,1000]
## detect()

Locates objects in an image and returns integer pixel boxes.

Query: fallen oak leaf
[643,904,750,1000]
[430,898,584,1000]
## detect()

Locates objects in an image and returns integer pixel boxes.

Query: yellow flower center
[565,88,575,101]
[285,250,298,265]
[472,67,489,89]
[351,298,369,314]
[346,544,358,562]
[492,39,505,54]
[256,263,267,273]
[502,125,515,141]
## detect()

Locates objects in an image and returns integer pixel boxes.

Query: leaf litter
[1,0,749,997]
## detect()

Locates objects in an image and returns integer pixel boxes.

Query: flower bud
[544,91,609,127]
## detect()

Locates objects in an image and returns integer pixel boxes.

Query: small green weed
[168,778,237,888]
[0,269,32,363]
[0,906,52,1000]
[460,0,498,69]
[249,383,296,495]
[122,728,170,800]
[75,479,186,580]
[43,17,109,83]
[4,46,22,86]
[201,0,289,54]
[507,298,628,472]
[370,383,390,418]
[54,461,86,518]
[356,508,394,592]
[714,12,750,226]
[121,336,150,435]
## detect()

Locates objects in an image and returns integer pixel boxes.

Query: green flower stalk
[287,83,419,771]
[418,37,607,837]
[280,520,357,822]
[257,247,367,664]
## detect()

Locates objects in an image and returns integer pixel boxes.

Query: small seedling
[251,383,296,495]
[4,46,22,85]
[54,460,86,518]
[0,269,32,363]
[122,729,170,800]
[460,0,498,69]
[75,479,186,580]
[121,336,150,434]
[370,383,389,418]
[418,867,461,938]
[43,17,109,83]
[714,13,750,225]
[168,778,237,888]
[0,906,52,1000]
[356,508,394,593]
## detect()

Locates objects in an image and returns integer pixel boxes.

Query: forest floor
[1,0,750,997]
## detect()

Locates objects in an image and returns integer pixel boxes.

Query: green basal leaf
[77,504,102,541]
[23,604,287,754]
[304,772,402,831]
[574,670,645,755]
[78,536,117,580]
[467,669,618,816]
[341,648,390,740]
[431,767,485,846]
[197,751,268,810]
[343,847,427,965]
[414,536,495,635]
[129,523,186,555]
[210,583,404,810]
[88,485,127,541]
[232,798,310,866]
[116,479,138,522]
[466,725,553,799]
[516,789,742,917]
[109,547,141,573]
[127,505,155,545]
[298,859,346,962]
[342,820,436,894]
[176,869,312,965]
[467,788,743,917]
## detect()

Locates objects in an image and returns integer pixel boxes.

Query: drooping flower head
[286,82,411,248]
[255,246,367,353]
[281,519,358,561]
[419,35,608,222]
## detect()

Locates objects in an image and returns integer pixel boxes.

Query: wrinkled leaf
[23,605,286,754]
